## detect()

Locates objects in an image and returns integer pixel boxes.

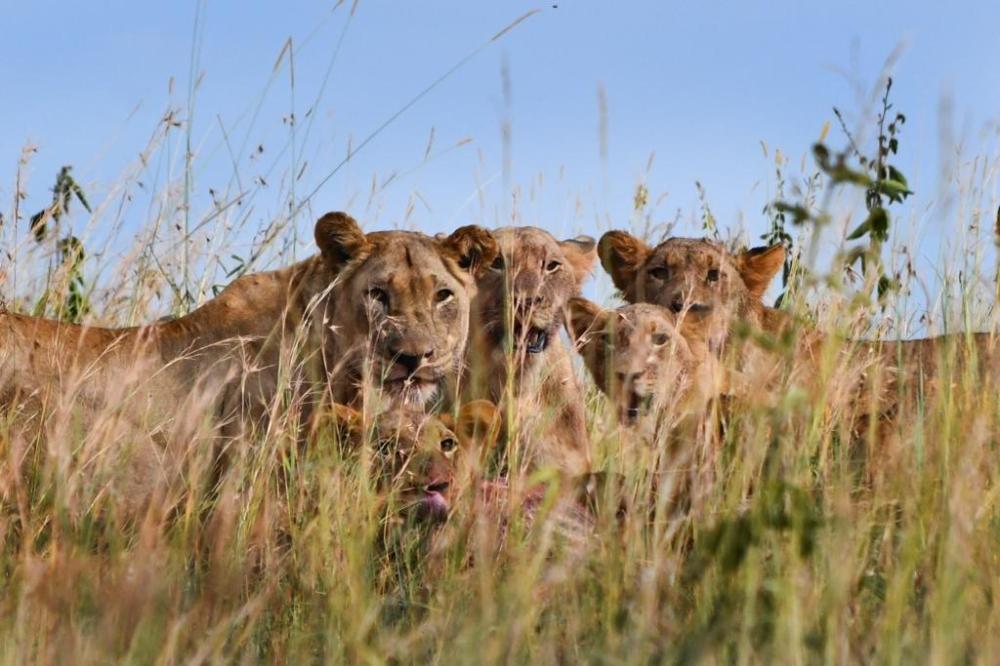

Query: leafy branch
[29,165,91,242]
[28,166,92,323]
[771,77,913,305]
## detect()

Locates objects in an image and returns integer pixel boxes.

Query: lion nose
[425,480,450,495]
[616,370,645,386]
[391,348,434,374]
[515,295,543,311]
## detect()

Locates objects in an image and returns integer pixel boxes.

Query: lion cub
[324,401,501,521]
[567,299,723,427]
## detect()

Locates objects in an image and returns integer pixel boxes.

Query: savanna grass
[3,60,1000,666]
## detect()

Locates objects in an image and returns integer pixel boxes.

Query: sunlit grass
[3,38,1000,665]
[4,211,1000,664]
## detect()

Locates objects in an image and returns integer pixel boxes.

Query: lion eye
[649,266,670,281]
[440,437,457,455]
[491,255,505,271]
[706,268,720,282]
[435,288,454,304]
[651,332,670,346]
[368,287,389,308]
[545,260,562,273]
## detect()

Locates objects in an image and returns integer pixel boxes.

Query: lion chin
[382,376,442,408]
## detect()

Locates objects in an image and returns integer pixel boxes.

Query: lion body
[464,227,597,476]
[0,257,317,435]
[0,213,498,512]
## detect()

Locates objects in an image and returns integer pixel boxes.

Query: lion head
[315,212,498,408]
[597,233,785,350]
[331,400,500,522]
[568,298,722,425]
[473,226,596,361]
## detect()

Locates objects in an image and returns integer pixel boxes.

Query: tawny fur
[567,299,723,428]
[325,400,500,520]
[463,227,597,477]
[0,212,497,513]
[597,231,1000,439]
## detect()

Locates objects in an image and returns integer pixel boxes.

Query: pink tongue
[423,491,448,514]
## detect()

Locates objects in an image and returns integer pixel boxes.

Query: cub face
[315,212,498,407]
[568,298,721,425]
[597,233,785,349]
[474,226,596,359]
[331,401,500,522]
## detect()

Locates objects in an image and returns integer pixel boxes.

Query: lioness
[1,212,496,420]
[567,298,722,427]
[597,232,1000,434]
[0,213,497,512]
[463,227,597,476]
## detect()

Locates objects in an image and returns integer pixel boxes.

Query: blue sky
[2,1,999,310]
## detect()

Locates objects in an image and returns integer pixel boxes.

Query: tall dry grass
[3,41,1000,665]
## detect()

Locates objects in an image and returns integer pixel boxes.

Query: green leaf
[29,210,48,242]
[887,166,908,187]
[71,182,92,214]
[846,220,871,241]
[877,274,900,302]
[772,201,811,226]
[868,207,890,241]
[875,179,912,203]
[58,236,85,267]
[846,208,889,242]
[812,143,830,166]
[826,162,871,187]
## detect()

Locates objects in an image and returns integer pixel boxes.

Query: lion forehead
[612,304,689,355]
[347,232,469,289]
[618,304,675,331]
[377,421,459,481]
[654,237,731,267]
[620,302,674,321]
[495,226,562,255]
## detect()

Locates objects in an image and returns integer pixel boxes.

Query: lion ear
[598,231,651,294]
[566,297,607,343]
[737,244,785,300]
[314,212,370,272]
[449,400,501,449]
[440,226,499,278]
[314,403,365,450]
[559,235,597,284]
